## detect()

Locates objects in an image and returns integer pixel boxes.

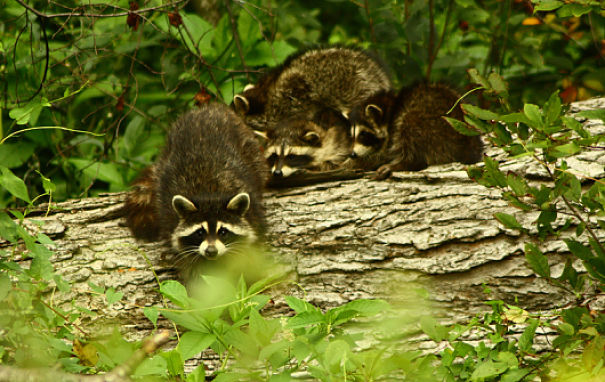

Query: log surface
[6,97,605,370]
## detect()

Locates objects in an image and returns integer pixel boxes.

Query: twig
[426,0,435,81]
[226,0,251,83]
[363,0,377,44]
[13,0,188,19]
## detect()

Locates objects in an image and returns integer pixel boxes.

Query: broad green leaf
[186,364,206,382]
[8,98,51,125]
[420,316,448,342]
[488,72,508,97]
[564,239,594,261]
[336,298,390,316]
[525,243,550,278]
[143,307,159,326]
[0,142,35,168]
[553,142,581,156]
[462,104,499,120]
[523,104,542,128]
[470,360,508,380]
[494,212,524,231]
[0,167,31,203]
[133,355,167,377]
[105,288,123,306]
[444,117,481,136]
[534,0,564,12]
[0,273,10,300]
[519,319,538,352]
[285,296,317,314]
[506,173,527,195]
[323,340,351,373]
[544,91,562,125]
[159,280,190,308]
[287,310,326,329]
[467,68,490,89]
[577,109,605,123]
[558,322,575,336]
[161,349,184,378]
[177,331,215,360]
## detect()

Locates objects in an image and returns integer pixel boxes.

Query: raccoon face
[350,104,388,158]
[264,109,351,177]
[170,193,256,261]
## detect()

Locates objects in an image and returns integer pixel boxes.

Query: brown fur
[345,83,483,179]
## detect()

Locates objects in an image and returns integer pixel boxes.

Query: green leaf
[105,287,123,306]
[0,273,10,301]
[494,212,524,231]
[161,349,184,378]
[285,296,317,314]
[133,355,167,377]
[287,310,326,329]
[525,243,550,278]
[8,98,51,125]
[518,319,538,352]
[444,117,481,136]
[336,299,390,316]
[159,280,190,308]
[553,142,581,156]
[0,167,31,203]
[534,0,564,12]
[577,109,605,123]
[506,173,527,196]
[0,142,35,168]
[186,364,206,382]
[470,360,508,381]
[143,307,159,326]
[564,239,594,261]
[523,104,542,128]
[462,104,500,121]
[544,91,562,126]
[558,322,575,336]
[488,72,509,97]
[323,340,351,373]
[420,316,449,342]
[177,331,215,360]
[467,68,490,89]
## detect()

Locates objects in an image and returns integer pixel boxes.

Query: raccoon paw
[373,165,393,180]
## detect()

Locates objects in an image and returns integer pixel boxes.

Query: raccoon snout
[272,169,283,177]
[205,245,219,259]
[350,151,358,158]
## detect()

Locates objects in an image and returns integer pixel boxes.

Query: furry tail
[124,165,161,241]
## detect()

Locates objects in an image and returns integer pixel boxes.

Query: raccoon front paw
[373,165,392,180]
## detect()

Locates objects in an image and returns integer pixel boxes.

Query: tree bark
[6,98,605,372]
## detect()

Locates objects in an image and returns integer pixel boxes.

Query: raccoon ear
[253,130,268,141]
[233,95,250,115]
[172,195,197,218]
[364,104,383,123]
[302,131,321,145]
[243,83,255,92]
[227,193,250,216]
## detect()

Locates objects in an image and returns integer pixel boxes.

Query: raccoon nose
[350,151,358,158]
[273,169,283,177]
[205,245,219,259]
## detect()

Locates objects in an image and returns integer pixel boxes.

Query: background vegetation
[0,0,604,380]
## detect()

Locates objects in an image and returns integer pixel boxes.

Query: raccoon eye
[194,228,206,238]
[285,154,313,167]
[358,131,382,147]
[267,153,278,166]
[302,131,320,146]
[218,227,230,237]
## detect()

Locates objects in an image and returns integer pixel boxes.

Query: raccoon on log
[345,82,483,179]
[263,106,352,177]
[232,46,392,132]
[123,103,269,280]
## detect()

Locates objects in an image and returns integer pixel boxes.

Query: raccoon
[345,83,483,179]
[232,46,392,131]
[123,103,269,280]
[264,106,352,177]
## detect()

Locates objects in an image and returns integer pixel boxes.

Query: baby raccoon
[232,46,392,131]
[346,83,483,179]
[124,103,269,280]
[264,106,352,177]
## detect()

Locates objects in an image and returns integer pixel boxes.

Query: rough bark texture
[6,98,605,371]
